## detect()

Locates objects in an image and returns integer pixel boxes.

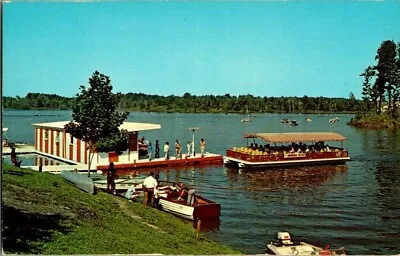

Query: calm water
[3,110,400,254]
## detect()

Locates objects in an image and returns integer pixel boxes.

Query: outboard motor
[277,232,293,245]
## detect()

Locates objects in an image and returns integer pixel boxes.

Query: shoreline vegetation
[3,92,361,114]
[2,163,241,255]
[348,113,400,129]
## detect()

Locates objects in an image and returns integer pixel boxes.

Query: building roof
[32,121,161,132]
[243,132,347,143]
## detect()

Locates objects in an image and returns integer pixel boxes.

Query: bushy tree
[65,71,129,176]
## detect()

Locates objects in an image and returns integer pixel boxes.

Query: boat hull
[224,156,350,168]
[158,196,221,221]
[92,178,144,191]
[61,171,96,194]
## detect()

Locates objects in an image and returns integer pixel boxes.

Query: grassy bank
[348,114,400,129]
[2,164,241,254]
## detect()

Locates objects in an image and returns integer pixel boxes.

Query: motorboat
[157,186,221,221]
[266,232,346,255]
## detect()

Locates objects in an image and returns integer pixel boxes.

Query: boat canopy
[33,121,161,132]
[243,132,347,143]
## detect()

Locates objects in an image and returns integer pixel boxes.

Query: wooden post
[196,219,201,240]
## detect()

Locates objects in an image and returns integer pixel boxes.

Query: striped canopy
[243,132,347,143]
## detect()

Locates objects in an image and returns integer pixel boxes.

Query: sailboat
[241,106,252,123]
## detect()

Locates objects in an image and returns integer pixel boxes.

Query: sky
[3,1,400,99]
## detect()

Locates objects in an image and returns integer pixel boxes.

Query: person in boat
[125,185,140,201]
[155,140,160,158]
[143,171,158,207]
[107,162,116,195]
[174,139,181,159]
[177,182,196,205]
[148,142,153,161]
[164,142,170,160]
[200,138,206,157]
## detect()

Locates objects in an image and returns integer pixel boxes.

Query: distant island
[3,92,360,114]
[348,40,400,129]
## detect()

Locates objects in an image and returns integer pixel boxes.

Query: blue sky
[3,1,400,99]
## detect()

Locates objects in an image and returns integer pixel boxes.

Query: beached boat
[224,132,350,168]
[157,188,221,221]
[61,171,96,194]
[266,232,346,255]
[92,178,144,191]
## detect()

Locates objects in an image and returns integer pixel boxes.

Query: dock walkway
[3,145,223,174]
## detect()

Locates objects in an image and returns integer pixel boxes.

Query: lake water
[3,110,400,254]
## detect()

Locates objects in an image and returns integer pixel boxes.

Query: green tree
[360,66,377,113]
[65,71,129,177]
[375,40,397,114]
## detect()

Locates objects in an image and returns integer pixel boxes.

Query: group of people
[106,164,196,207]
[143,137,207,161]
[247,141,337,155]
[141,171,196,207]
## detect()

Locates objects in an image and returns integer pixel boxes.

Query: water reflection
[193,218,221,232]
[226,165,348,192]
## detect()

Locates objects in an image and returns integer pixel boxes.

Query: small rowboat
[266,232,346,256]
[157,188,221,221]
[61,171,96,195]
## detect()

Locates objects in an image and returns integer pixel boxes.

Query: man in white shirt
[143,171,158,207]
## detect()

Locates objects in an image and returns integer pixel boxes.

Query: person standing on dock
[107,162,116,195]
[148,142,153,161]
[164,142,170,160]
[175,139,181,159]
[187,141,191,157]
[200,138,206,157]
[143,171,158,207]
[155,140,160,158]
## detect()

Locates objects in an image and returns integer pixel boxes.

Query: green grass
[2,164,242,254]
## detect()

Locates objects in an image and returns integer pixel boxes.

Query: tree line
[3,92,362,114]
[360,40,400,118]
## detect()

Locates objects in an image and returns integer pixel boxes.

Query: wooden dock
[97,153,223,171]
[3,145,223,173]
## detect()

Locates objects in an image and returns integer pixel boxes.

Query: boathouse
[33,121,161,167]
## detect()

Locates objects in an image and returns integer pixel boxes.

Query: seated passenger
[125,185,140,201]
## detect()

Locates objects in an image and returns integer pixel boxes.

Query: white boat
[92,178,144,191]
[157,187,221,221]
[61,171,96,195]
[241,106,252,123]
[266,232,346,256]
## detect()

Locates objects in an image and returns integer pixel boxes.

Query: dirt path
[115,198,166,233]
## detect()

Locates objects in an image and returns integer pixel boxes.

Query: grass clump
[2,164,241,254]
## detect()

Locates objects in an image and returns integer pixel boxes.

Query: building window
[70,135,74,145]
[44,131,49,140]
[56,133,60,144]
